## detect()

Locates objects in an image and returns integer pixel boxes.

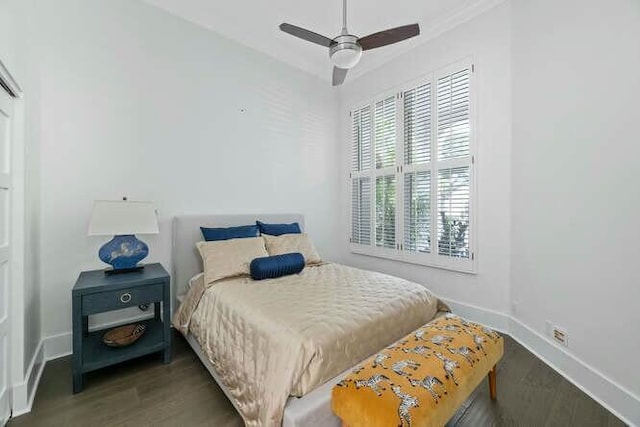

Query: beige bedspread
[173,263,446,427]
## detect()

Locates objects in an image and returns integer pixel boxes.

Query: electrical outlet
[547,322,568,347]
[553,328,568,346]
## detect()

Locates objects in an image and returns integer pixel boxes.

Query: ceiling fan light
[330,46,362,69]
[329,34,362,69]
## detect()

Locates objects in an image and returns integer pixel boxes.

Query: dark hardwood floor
[9,332,625,427]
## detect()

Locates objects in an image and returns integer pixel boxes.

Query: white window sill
[350,243,476,274]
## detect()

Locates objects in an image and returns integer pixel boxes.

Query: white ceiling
[141,0,503,83]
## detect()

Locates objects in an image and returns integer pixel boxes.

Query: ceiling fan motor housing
[329,34,362,69]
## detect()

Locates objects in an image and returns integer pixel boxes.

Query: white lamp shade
[88,200,159,236]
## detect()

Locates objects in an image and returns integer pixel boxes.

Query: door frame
[0,58,24,425]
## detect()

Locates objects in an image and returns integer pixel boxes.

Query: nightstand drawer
[82,283,163,315]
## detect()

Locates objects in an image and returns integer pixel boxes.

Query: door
[0,85,13,425]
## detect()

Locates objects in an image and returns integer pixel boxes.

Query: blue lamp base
[98,234,149,275]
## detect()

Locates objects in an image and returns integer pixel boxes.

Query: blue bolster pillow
[256,220,301,236]
[250,253,305,280]
[201,224,259,241]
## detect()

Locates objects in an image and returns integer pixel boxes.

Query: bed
[171,214,447,427]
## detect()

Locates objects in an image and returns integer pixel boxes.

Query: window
[349,63,475,272]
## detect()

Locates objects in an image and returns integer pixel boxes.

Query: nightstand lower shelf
[81,319,165,373]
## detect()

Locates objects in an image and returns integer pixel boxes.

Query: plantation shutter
[376,175,396,248]
[404,171,430,252]
[404,83,431,165]
[350,62,474,272]
[374,96,396,169]
[351,106,372,171]
[351,177,371,245]
[436,66,471,259]
[351,105,372,244]
[437,167,470,257]
[373,96,397,249]
[437,68,470,161]
[403,82,432,253]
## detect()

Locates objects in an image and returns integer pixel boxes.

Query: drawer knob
[120,292,132,303]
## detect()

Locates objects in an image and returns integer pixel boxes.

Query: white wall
[0,0,42,385]
[29,0,339,338]
[337,2,512,313]
[511,0,640,405]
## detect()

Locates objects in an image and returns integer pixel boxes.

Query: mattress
[173,263,445,427]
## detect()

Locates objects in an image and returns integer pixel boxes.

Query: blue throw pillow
[256,220,301,236]
[200,225,259,241]
[250,253,305,280]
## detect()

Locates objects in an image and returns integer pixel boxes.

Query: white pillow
[262,233,322,265]
[196,237,268,286]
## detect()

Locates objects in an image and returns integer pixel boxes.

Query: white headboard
[172,214,305,305]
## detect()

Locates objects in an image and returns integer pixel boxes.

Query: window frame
[349,59,477,274]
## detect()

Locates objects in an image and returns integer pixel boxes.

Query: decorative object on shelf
[103,323,146,347]
[88,198,159,275]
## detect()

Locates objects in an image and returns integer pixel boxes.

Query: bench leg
[488,365,497,400]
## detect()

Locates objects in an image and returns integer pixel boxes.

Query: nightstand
[71,263,171,393]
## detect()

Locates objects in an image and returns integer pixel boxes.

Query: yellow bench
[332,314,504,427]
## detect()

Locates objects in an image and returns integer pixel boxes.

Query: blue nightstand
[71,263,171,393]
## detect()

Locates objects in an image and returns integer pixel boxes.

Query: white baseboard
[443,298,511,334]
[0,388,9,426]
[43,332,72,360]
[11,340,45,417]
[443,298,640,427]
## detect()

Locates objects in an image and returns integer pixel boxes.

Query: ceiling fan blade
[333,67,348,86]
[279,23,334,48]
[358,24,420,51]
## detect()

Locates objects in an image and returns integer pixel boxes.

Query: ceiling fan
[279,0,420,86]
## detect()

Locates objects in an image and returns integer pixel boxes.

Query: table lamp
[88,200,159,275]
